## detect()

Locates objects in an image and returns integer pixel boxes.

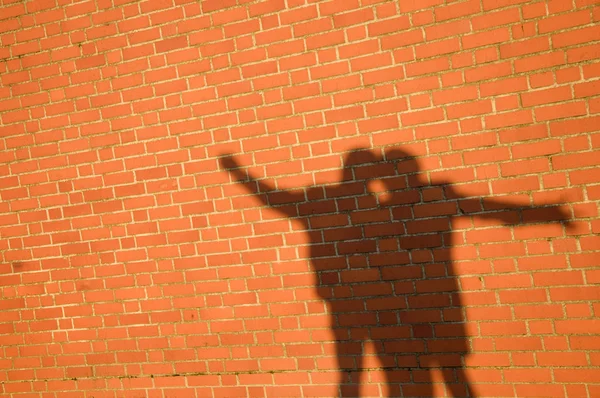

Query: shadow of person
[220,147,571,397]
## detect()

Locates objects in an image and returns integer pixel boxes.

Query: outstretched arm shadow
[220,154,306,218]
[448,186,572,227]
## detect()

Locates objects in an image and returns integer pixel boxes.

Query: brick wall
[1,0,599,396]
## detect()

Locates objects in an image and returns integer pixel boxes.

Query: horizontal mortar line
[0,364,494,385]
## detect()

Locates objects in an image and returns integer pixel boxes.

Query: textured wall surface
[1,0,599,397]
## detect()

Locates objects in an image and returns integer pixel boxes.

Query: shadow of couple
[220,146,571,397]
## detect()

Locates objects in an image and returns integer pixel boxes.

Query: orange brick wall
[1,0,599,396]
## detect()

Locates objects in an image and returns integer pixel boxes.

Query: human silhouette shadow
[220,147,571,397]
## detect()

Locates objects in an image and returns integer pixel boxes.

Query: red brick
[1,2,599,395]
